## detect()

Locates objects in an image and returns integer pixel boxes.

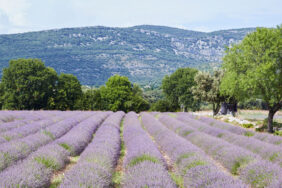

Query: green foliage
[55,73,82,110]
[220,26,282,133]
[42,130,55,140]
[238,98,268,110]
[100,75,132,111]
[244,131,255,137]
[242,124,254,128]
[150,99,172,112]
[274,130,282,136]
[247,169,274,188]
[1,59,58,110]
[0,83,4,109]
[169,172,184,188]
[50,174,64,188]
[128,154,159,167]
[182,160,206,174]
[162,68,200,112]
[0,58,87,111]
[100,75,149,112]
[59,143,72,152]
[3,136,11,141]
[78,89,103,110]
[34,156,59,170]
[192,70,227,115]
[143,88,164,104]
[231,157,252,175]
[269,153,279,161]
[176,153,195,165]
[112,171,123,187]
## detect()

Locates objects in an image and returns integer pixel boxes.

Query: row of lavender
[0,111,72,143]
[158,114,282,187]
[141,113,246,188]
[0,111,41,124]
[185,113,282,146]
[59,111,124,187]
[0,111,110,187]
[122,112,176,187]
[176,113,282,167]
[0,112,92,171]
[0,111,54,133]
[0,111,63,125]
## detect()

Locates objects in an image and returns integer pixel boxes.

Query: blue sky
[0,0,281,34]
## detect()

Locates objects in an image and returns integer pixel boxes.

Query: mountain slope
[0,25,255,86]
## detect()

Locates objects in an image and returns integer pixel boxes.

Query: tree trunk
[267,102,282,133]
[212,102,221,116]
[267,110,275,133]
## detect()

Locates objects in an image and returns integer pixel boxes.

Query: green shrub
[242,123,254,128]
[274,130,282,136]
[244,131,255,137]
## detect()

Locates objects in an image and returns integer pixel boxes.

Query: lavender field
[0,111,281,188]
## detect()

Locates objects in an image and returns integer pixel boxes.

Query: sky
[0,0,281,34]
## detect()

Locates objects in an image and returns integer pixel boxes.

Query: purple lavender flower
[176,114,282,166]
[60,111,124,188]
[141,113,246,188]
[122,112,176,187]
[159,114,282,187]
[0,112,111,187]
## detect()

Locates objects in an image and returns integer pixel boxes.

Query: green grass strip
[34,156,58,170]
[182,160,207,174]
[128,154,159,167]
[169,172,184,188]
[43,130,55,140]
[112,119,125,187]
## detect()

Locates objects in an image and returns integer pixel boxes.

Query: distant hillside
[0,25,255,86]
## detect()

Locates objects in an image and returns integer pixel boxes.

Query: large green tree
[192,70,226,116]
[55,73,83,110]
[100,75,149,112]
[162,67,200,111]
[1,59,58,110]
[220,26,282,133]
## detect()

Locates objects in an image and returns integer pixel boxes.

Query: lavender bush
[0,112,109,187]
[0,111,68,133]
[59,111,125,188]
[159,114,282,188]
[193,114,282,146]
[0,112,71,144]
[0,112,92,171]
[122,112,176,187]
[177,114,282,166]
[141,113,246,188]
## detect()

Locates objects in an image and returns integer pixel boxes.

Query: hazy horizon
[0,24,261,35]
[0,0,281,34]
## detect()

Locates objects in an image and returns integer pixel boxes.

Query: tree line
[0,26,280,133]
[0,59,149,112]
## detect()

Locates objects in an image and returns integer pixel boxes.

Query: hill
[0,25,255,86]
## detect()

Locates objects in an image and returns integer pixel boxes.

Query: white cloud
[0,0,30,26]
